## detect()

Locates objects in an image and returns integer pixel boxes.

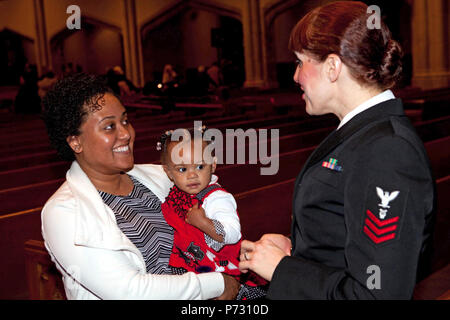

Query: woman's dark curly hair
[42,73,115,161]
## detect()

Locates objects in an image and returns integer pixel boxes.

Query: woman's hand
[260,234,292,255]
[215,274,240,300]
[239,234,291,281]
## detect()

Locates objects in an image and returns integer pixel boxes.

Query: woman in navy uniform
[239,1,436,299]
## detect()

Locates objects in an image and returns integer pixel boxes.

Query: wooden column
[33,0,51,75]
[242,0,268,88]
[123,0,144,87]
[411,0,450,89]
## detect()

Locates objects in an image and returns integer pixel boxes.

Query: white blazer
[41,161,224,300]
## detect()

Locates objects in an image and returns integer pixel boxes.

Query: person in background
[207,62,222,88]
[162,64,178,91]
[38,71,58,100]
[14,63,40,114]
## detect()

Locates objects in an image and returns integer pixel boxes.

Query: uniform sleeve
[268,135,434,299]
[42,200,224,300]
[202,190,242,245]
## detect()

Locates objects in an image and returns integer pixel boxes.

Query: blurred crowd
[12,58,241,114]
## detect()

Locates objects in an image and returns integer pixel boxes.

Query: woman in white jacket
[41,73,239,300]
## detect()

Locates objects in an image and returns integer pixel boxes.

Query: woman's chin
[117,158,135,173]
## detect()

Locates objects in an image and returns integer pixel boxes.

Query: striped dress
[99,175,184,275]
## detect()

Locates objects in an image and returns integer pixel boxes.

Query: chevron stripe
[366,209,399,226]
[363,210,399,244]
[99,176,178,275]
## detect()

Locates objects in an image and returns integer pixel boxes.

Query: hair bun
[378,39,403,88]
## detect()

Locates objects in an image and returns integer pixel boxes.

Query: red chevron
[365,218,397,235]
[364,226,396,244]
[366,210,399,227]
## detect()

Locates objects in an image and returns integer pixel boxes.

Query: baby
[159,127,241,276]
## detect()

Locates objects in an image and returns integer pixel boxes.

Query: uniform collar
[294,98,405,185]
[337,90,396,130]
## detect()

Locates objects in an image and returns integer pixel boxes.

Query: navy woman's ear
[66,135,82,154]
[324,54,342,83]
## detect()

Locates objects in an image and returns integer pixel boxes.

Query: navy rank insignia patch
[363,185,405,245]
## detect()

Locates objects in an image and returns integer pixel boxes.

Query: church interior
[0,0,449,300]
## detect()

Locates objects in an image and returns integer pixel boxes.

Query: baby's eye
[177,167,187,173]
[196,164,204,170]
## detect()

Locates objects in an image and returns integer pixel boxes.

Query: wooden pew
[0,113,250,158]
[2,132,449,217]
[0,146,317,216]
[3,110,448,188]
[414,263,450,300]
[0,116,336,190]
[1,118,448,298]
[24,239,66,300]
[20,174,450,299]
[0,113,312,170]
[0,208,43,299]
[431,175,450,272]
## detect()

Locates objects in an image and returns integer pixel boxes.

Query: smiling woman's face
[68,93,135,176]
[293,51,331,116]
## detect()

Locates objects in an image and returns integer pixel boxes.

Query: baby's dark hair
[158,126,214,164]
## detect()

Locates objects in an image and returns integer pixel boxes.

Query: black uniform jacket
[267,99,436,299]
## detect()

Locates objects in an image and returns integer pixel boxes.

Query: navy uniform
[267,97,436,299]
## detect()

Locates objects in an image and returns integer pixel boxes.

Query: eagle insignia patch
[363,185,405,245]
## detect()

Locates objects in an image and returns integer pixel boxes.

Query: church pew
[0,113,313,170]
[422,101,450,121]
[414,115,450,142]
[14,173,450,299]
[1,125,449,216]
[430,175,450,273]
[3,109,448,177]
[24,239,66,300]
[425,136,450,180]
[0,111,254,158]
[236,179,295,241]
[0,161,69,191]
[0,145,317,216]
[0,208,43,299]
[4,105,447,180]
[0,112,305,149]
[0,116,336,189]
[414,263,450,300]
[0,111,250,158]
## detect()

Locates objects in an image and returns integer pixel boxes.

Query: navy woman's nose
[293,67,300,84]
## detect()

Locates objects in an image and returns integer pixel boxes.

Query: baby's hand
[185,202,207,229]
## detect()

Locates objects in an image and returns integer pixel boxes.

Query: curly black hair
[42,73,115,161]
